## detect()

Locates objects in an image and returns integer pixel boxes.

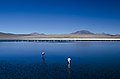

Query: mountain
[0,32,45,36]
[71,30,94,34]
[30,32,45,35]
[100,32,114,36]
[0,32,15,36]
[30,32,40,35]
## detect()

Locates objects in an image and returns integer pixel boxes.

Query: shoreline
[0,38,120,41]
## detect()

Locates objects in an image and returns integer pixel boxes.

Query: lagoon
[0,41,120,79]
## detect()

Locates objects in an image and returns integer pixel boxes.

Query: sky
[0,0,120,34]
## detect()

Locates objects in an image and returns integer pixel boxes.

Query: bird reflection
[41,49,45,64]
[68,63,71,73]
[67,58,72,79]
[42,55,45,64]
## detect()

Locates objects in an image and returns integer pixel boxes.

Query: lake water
[0,41,120,79]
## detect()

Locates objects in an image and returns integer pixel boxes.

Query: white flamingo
[67,57,71,64]
[42,50,45,55]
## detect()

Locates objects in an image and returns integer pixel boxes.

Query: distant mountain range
[0,32,45,36]
[0,32,14,36]
[30,32,45,35]
[71,30,94,34]
[71,30,119,36]
[0,30,119,36]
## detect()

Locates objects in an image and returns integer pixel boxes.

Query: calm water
[0,41,120,79]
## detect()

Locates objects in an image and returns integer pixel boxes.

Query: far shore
[0,34,120,41]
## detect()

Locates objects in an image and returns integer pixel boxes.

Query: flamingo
[67,57,71,64]
[42,49,45,55]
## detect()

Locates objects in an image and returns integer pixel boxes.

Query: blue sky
[0,0,120,34]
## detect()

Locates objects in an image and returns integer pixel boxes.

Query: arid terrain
[0,34,120,40]
[0,30,120,40]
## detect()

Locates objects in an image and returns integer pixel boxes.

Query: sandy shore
[0,34,120,41]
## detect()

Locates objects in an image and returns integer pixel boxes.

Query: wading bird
[67,57,71,64]
[42,50,45,55]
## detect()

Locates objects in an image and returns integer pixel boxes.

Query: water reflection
[68,63,72,79]
[41,49,45,64]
